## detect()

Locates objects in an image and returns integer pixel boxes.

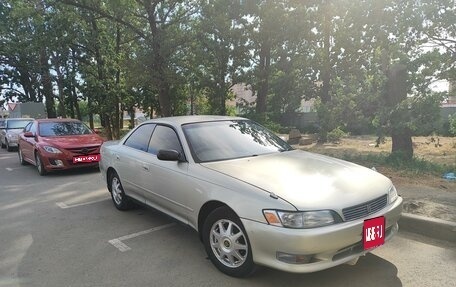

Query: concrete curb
[399,213,456,242]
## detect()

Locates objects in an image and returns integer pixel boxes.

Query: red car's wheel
[35,152,47,176]
[18,147,27,165]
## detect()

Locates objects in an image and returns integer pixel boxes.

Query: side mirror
[157,149,184,162]
[23,132,34,138]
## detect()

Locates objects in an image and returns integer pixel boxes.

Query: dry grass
[297,135,456,189]
[300,135,456,166]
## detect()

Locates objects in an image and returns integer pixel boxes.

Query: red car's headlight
[43,146,62,154]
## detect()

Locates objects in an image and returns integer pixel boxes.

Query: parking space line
[5,167,28,171]
[56,198,110,209]
[108,223,176,252]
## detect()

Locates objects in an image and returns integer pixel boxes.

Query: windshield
[6,120,32,129]
[39,122,93,136]
[182,120,292,163]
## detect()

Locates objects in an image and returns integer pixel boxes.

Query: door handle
[115,154,120,160]
[142,165,149,171]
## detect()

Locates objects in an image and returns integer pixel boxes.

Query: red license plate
[73,154,101,164]
[363,216,385,250]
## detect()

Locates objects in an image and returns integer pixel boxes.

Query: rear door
[113,123,156,203]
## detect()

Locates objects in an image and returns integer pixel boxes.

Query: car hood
[40,134,104,148]
[202,150,392,210]
[7,129,23,136]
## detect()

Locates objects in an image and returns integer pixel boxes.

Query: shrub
[327,127,347,143]
[449,114,456,136]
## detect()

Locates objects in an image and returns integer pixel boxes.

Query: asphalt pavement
[1,147,455,287]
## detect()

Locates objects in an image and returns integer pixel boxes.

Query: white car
[99,115,402,277]
[0,118,34,151]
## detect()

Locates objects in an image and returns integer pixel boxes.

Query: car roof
[143,115,247,126]
[35,118,82,123]
[5,118,34,121]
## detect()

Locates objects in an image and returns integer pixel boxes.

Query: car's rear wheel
[202,206,256,277]
[35,152,47,176]
[18,148,27,165]
[109,172,132,210]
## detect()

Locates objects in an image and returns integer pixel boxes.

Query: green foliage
[327,127,347,144]
[1,0,453,143]
[449,114,456,136]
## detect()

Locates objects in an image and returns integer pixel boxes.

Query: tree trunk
[386,63,413,159]
[320,0,331,104]
[39,49,56,118]
[88,95,94,129]
[391,128,413,158]
[255,41,271,116]
[146,1,172,117]
[54,54,67,118]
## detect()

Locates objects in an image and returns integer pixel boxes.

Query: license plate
[73,154,101,164]
[363,216,385,250]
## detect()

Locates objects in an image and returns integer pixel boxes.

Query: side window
[29,122,37,134]
[124,124,156,151]
[24,122,32,132]
[148,125,183,156]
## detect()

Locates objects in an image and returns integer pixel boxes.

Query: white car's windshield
[182,120,292,163]
[6,120,32,129]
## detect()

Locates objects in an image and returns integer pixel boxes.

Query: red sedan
[18,118,105,175]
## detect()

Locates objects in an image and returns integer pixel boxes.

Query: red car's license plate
[73,154,101,164]
[363,216,385,250]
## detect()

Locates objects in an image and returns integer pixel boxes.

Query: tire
[1,140,5,149]
[109,172,133,210]
[202,206,256,277]
[6,140,12,152]
[18,148,27,165]
[35,152,47,176]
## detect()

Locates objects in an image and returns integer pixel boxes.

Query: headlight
[7,133,18,140]
[388,185,398,204]
[263,210,336,229]
[43,146,62,153]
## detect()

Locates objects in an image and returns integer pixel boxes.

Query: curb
[399,213,456,242]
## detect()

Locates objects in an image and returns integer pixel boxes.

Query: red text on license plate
[73,154,100,164]
[363,216,385,250]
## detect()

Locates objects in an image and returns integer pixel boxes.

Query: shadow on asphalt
[247,253,402,286]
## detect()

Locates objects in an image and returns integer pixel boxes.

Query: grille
[67,146,100,155]
[342,194,388,221]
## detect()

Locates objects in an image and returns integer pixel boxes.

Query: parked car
[0,118,34,151]
[99,116,402,277]
[18,118,104,175]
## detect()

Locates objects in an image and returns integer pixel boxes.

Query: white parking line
[108,223,176,252]
[5,167,27,171]
[56,198,110,209]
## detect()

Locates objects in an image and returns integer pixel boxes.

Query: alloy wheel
[209,219,248,268]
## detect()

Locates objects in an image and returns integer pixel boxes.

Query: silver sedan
[99,115,402,277]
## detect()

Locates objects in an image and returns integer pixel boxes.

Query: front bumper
[242,196,403,273]
[40,150,101,171]
[6,137,18,147]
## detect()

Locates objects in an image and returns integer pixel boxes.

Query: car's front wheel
[6,139,13,152]
[35,152,47,176]
[203,206,256,277]
[18,148,27,165]
[109,172,133,210]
